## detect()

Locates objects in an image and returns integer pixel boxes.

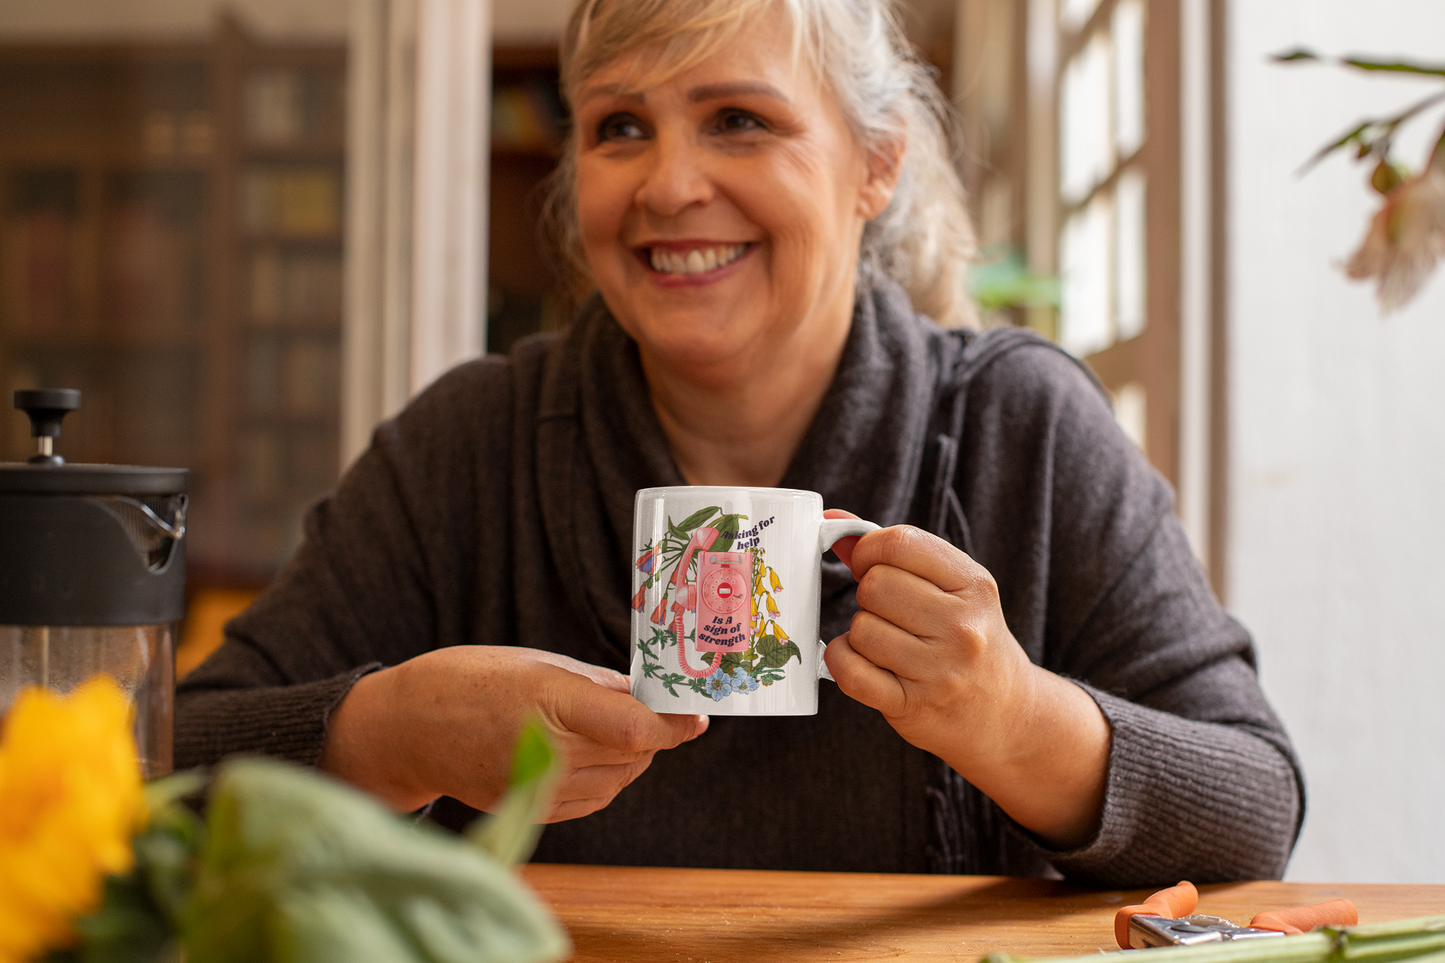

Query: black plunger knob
[15,388,81,465]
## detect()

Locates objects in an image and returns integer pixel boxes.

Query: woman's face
[572,8,897,379]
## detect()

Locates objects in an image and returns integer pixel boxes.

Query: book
[250,248,342,325]
[1,208,81,338]
[103,199,192,338]
[243,67,345,147]
[242,166,342,238]
[491,79,566,152]
[282,336,340,414]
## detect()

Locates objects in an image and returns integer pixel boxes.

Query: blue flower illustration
[731,668,759,694]
[703,667,734,701]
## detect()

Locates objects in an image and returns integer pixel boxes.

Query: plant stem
[983,916,1445,963]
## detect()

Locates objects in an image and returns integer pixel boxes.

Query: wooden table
[519,864,1445,963]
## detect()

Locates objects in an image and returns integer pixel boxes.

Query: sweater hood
[532,282,964,662]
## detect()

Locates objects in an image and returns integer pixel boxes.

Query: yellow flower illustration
[765,594,781,619]
[0,677,143,963]
[768,568,782,593]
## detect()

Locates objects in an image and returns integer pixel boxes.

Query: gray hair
[543,0,977,327]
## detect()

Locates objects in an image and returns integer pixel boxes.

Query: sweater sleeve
[961,341,1304,886]
[1036,519,1304,885]
[174,358,510,770]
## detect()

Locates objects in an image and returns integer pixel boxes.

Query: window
[956,0,1185,495]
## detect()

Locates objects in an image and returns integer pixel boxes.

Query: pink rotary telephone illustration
[667,527,754,678]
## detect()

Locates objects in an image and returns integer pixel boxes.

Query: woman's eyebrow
[688,81,789,103]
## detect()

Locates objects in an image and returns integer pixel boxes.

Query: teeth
[649,244,746,275]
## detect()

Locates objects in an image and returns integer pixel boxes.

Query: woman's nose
[634,134,713,215]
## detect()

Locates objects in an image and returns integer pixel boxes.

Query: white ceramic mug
[629,486,878,715]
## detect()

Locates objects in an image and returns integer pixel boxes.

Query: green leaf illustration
[711,513,743,552]
[676,506,721,532]
[754,635,802,669]
[659,672,687,697]
[718,652,748,676]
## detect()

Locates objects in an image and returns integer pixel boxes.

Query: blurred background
[0,0,1440,882]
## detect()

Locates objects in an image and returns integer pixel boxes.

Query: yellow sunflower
[0,677,143,963]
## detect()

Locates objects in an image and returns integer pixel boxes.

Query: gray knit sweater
[176,284,1303,885]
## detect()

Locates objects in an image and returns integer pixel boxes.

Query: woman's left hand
[824,518,1112,849]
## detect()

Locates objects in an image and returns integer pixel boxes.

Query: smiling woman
[175,0,1304,888]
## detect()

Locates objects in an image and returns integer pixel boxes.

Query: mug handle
[815,517,880,682]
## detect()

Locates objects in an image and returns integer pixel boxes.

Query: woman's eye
[597,113,646,142]
[712,109,766,134]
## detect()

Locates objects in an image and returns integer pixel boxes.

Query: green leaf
[1339,55,1445,77]
[1271,47,1445,76]
[753,635,802,669]
[660,672,687,697]
[711,514,742,552]
[966,247,1061,311]
[57,867,179,963]
[1270,47,1319,62]
[469,720,561,867]
[142,770,207,814]
[675,506,721,532]
[718,652,747,675]
[186,756,569,963]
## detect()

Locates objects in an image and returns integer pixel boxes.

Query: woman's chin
[627,318,764,376]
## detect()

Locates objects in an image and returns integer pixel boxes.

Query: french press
[0,389,187,776]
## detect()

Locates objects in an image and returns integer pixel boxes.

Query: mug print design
[632,506,802,701]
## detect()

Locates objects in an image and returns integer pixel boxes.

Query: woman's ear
[857,134,906,220]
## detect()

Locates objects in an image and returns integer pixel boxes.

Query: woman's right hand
[319,646,709,821]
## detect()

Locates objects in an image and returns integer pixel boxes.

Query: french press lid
[0,390,189,626]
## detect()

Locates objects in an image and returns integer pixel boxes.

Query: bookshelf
[488,45,569,355]
[0,25,345,584]
[214,21,346,573]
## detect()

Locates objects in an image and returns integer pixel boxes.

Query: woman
[177,0,1302,885]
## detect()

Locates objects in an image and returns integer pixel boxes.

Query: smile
[646,243,749,276]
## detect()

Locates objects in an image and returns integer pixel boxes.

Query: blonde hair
[543,0,978,327]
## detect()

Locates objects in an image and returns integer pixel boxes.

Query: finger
[556,758,654,806]
[824,632,908,717]
[848,525,984,593]
[546,796,616,822]
[844,608,941,682]
[542,756,662,823]
[855,563,987,642]
[823,508,862,570]
[558,683,710,753]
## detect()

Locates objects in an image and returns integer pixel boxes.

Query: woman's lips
[635,242,752,282]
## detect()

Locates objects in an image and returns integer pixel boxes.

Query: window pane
[1115,168,1146,341]
[1112,0,1146,158]
[1060,0,1102,32]
[1060,192,1113,357]
[1059,32,1113,204]
[1112,381,1147,452]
